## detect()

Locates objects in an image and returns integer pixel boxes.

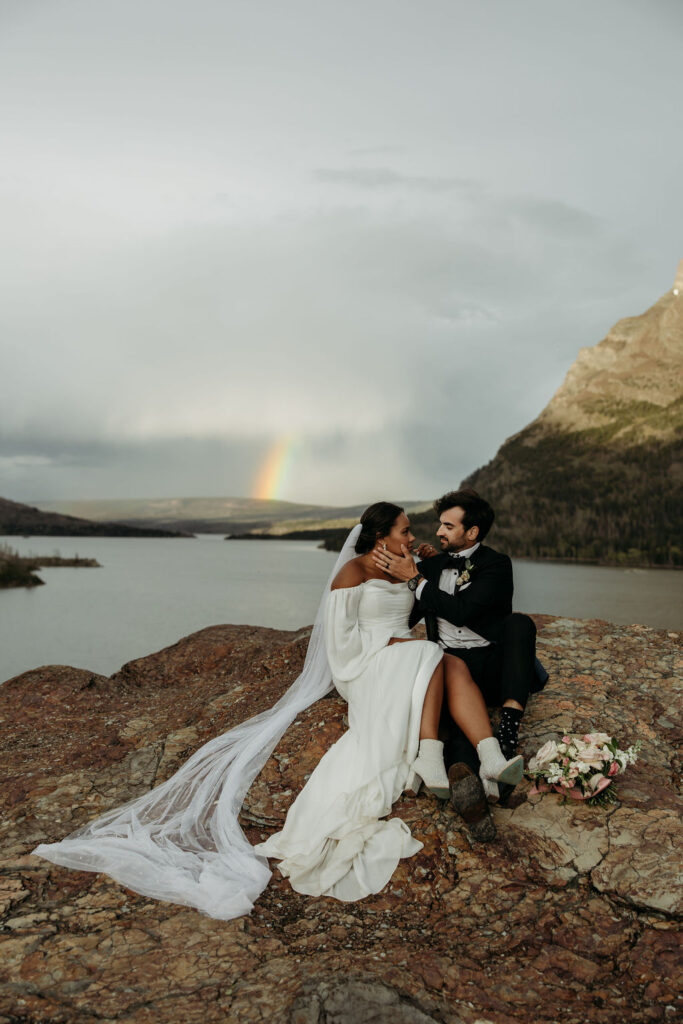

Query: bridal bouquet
[526,732,640,805]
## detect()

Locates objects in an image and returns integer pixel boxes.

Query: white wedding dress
[255,580,442,900]
[33,526,442,918]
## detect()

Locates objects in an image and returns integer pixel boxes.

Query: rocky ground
[1,616,681,1024]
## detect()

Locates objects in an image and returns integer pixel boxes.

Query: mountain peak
[674,256,683,294]
[533,288,682,441]
[465,274,683,565]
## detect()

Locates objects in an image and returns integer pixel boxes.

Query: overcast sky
[1,0,681,506]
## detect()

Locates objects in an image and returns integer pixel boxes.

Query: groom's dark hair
[434,488,495,541]
[356,502,404,554]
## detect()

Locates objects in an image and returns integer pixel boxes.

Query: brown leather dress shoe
[448,762,496,842]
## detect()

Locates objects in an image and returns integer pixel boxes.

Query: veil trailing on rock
[33,525,363,920]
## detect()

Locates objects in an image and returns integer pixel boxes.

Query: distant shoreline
[509,554,682,572]
[225,530,682,570]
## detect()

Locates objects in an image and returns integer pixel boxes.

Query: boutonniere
[455,558,475,587]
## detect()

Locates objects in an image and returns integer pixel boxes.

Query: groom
[375,488,546,818]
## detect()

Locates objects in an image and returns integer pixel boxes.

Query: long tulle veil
[33,524,363,919]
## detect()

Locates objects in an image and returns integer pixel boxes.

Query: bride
[34,502,522,918]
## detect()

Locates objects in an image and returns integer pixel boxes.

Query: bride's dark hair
[355,502,404,554]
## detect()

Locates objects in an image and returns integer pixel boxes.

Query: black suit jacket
[409,545,513,644]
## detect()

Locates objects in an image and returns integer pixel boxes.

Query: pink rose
[608,761,619,777]
[562,736,572,744]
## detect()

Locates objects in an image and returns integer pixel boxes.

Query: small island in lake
[0,495,193,588]
[0,544,101,589]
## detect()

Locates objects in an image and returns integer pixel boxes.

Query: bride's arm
[324,586,368,682]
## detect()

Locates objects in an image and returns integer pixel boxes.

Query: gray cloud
[315,167,480,193]
[347,145,408,158]
[0,175,664,504]
[0,0,680,505]
[0,434,268,503]
[504,197,602,238]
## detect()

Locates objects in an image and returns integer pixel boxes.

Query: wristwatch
[407,573,424,592]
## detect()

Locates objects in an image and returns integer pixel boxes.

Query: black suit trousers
[441,612,537,772]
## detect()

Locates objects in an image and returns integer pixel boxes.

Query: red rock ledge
[1,616,681,1024]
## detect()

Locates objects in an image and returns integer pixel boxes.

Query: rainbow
[253,437,295,501]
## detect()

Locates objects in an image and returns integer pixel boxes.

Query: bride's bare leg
[443,654,492,746]
[386,637,444,740]
[413,658,449,796]
[386,639,448,793]
[419,660,444,740]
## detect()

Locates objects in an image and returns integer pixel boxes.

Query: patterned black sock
[495,707,524,760]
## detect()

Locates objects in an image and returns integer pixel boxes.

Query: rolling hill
[0,498,189,538]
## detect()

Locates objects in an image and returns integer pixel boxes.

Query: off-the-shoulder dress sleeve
[325,586,392,687]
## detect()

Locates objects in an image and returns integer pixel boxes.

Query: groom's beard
[439,539,467,553]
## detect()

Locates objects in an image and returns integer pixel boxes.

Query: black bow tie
[445,554,468,570]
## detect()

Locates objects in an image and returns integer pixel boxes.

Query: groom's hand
[372,544,418,581]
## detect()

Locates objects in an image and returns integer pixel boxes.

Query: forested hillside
[455,281,683,566]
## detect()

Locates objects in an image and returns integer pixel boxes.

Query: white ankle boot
[482,777,500,803]
[408,739,450,799]
[476,736,524,788]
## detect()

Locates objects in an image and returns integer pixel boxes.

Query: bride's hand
[372,544,418,581]
[416,542,438,559]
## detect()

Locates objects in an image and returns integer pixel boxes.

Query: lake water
[1,534,681,684]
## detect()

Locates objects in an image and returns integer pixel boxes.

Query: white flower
[575,745,608,769]
[531,740,559,770]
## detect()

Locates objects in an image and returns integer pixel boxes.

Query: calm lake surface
[1,535,681,684]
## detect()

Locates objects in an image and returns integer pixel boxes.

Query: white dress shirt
[415,542,490,650]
